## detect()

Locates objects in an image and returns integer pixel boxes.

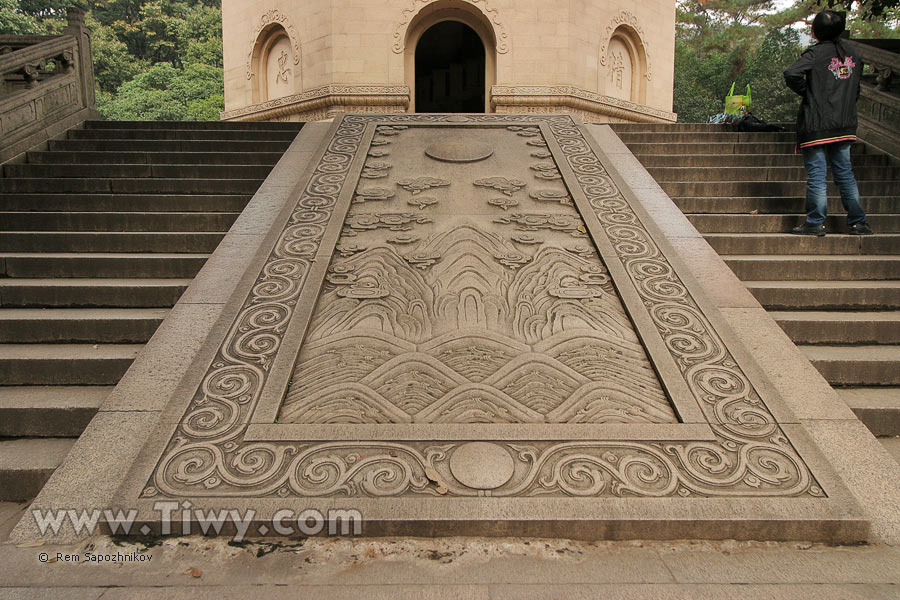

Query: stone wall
[221,0,676,123]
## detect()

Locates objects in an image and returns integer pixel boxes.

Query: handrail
[853,39,898,93]
[0,35,77,89]
[0,7,96,164]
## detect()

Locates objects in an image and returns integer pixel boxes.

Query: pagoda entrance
[414,21,486,113]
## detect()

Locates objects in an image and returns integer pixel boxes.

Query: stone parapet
[0,8,97,163]
[854,39,900,160]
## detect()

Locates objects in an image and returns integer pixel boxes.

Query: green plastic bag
[725,82,752,116]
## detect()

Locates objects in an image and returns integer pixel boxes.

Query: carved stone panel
[144,115,823,503]
[282,125,673,426]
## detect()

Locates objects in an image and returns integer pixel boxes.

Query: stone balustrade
[854,38,900,160]
[0,8,97,163]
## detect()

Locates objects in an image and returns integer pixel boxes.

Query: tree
[2,0,225,121]
[0,0,45,34]
[674,0,804,122]
[98,62,223,120]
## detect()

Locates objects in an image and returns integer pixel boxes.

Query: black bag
[734,113,784,132]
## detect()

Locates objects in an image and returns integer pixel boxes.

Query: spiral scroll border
[144,114,822,500]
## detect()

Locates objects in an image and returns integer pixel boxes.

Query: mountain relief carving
[279,124,675,426]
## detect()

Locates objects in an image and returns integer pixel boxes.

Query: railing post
[63,6,95,110]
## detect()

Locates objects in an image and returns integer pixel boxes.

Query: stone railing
[853,38,900,159]
[0,7,97,163]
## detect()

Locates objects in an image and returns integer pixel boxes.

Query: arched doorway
[415,21,486,113]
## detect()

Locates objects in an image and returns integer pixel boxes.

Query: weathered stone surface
[80,115,868,542]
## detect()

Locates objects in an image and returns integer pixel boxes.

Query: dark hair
[812,10,845,41]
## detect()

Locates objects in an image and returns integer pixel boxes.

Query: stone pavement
[1,536,898,598]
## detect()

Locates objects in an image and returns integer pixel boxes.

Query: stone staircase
[0,120,301,507]
[612,123,900,460]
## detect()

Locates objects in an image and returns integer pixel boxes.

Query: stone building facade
[220,0,677,123]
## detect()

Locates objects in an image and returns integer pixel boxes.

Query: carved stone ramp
[12,115,890,544]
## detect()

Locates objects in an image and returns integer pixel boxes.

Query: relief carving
[397,177,450,194]
[473,177,526,196]
[598,11,652,81]
[146,115,821,501]
[246,9,301,80]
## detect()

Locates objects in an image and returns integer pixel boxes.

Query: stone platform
[10,115,899,545]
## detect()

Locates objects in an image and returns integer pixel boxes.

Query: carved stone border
[137,115,826,502]
[391,0,509,54]
[245,9,301,81]
[598,10,652,81]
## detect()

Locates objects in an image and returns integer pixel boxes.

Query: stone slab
[95,115,871,542]
[14,114,884,545]
[800,419,900,544]
[880,436,900,465]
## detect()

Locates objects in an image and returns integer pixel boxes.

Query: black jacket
[784,39,862,147]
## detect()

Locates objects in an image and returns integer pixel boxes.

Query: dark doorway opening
[415,21,486,113]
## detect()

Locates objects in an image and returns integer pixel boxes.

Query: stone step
[49,139,293,153]
[26,150,284,166]
[4,163,274,180]
[0,438,76,502]
[0,308,168,343]
[688,214,900,234]
[801,345,900,386]
[746,280,900,310]
[648,165,898,182]
[661,180,898,197]
[83,120,303,131]
[673,196,900,214]
[0,278,190,308]
[704,233,900,255]
[0,386,107,437]
[771,311,900,345]
[0,343,141,385]
[635,153,889,167]
[611,123,796,132]
[69,128,298,141]
[618,131,795,144]
[724,255,900,281]
[0,211,239,232]
[0,232,223,252]
[0,253,208,278]
[624,142,868,155]
[0,194,250,213]
[0,177,263,195]
[837,387,900,436]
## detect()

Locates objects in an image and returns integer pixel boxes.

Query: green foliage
[673,0,898,122]
[0,0,46,34]
[98,62,223,120]
[675,0,805,122]
[1,0,223,121]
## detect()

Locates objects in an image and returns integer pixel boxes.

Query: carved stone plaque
[143,115,824,502]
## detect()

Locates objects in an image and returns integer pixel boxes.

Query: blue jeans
[802,142,867,226]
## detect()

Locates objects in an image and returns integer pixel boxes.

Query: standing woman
[784,10,873,236]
